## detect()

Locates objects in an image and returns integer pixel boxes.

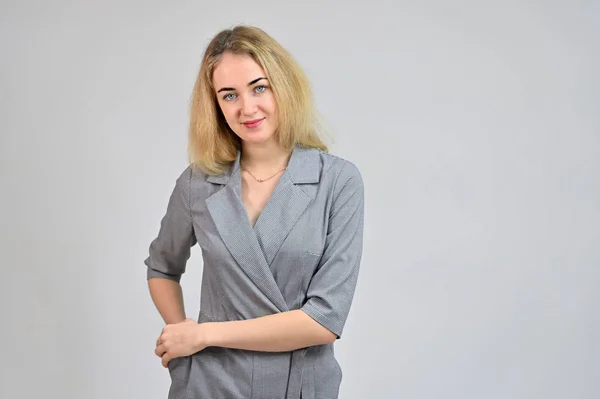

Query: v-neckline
[243,173,286,230]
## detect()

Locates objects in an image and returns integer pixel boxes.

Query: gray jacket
[145,146,365,399]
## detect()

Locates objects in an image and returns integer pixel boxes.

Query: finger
[162,353,170,368]
[155,344,167,358]
[157,331,168,347]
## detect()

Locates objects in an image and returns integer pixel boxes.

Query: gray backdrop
[1,1,598,398]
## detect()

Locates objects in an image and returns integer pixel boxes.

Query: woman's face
[212,52,278,146]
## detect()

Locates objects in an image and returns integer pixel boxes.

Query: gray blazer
[145,145,365,399]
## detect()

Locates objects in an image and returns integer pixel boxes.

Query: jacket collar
[206,145,321,185]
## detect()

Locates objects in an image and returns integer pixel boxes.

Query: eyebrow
[217,77,268,93]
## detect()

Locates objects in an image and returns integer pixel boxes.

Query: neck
[240,139,292,172]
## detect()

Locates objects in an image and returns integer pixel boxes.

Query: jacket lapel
[204,146,321,313]
[205,150,288,312]
[253,146,321,266]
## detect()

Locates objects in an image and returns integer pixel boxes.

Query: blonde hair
[188,25,329,175]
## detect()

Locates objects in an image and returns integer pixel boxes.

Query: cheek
[261,96,277,116]
[219,105,237,124]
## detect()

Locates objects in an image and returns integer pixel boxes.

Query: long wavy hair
[188,25,329,175]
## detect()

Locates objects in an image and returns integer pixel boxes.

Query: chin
[239,131,277,145]
[243,137,273,146]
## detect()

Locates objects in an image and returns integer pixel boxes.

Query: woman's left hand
[155,318,207,368]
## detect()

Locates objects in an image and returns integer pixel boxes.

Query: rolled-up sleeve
[144,166,197,283]
[301,161,365,338]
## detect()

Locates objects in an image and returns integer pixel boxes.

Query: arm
[148,278,186,325]
[156,311,333,367]
[202,309,335,352]
[144,167,196,325]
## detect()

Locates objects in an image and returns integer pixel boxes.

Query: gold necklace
[242,165,286,183]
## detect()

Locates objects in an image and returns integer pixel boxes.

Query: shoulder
[318,151,363,190]
[174,163,219,182]
[171,164,212,197]
[172,164,204,185]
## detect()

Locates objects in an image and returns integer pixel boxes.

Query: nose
[240,94,258,116]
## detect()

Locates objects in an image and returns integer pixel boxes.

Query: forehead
[212,52,267,88]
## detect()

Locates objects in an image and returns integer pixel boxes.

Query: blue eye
[254,85,266,93]
[223,93,236,101]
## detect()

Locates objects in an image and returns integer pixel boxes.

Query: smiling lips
[242,118,264,128]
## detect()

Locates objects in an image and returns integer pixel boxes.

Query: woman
[145,25,364,399]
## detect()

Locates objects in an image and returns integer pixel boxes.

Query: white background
[1,1,599,398]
